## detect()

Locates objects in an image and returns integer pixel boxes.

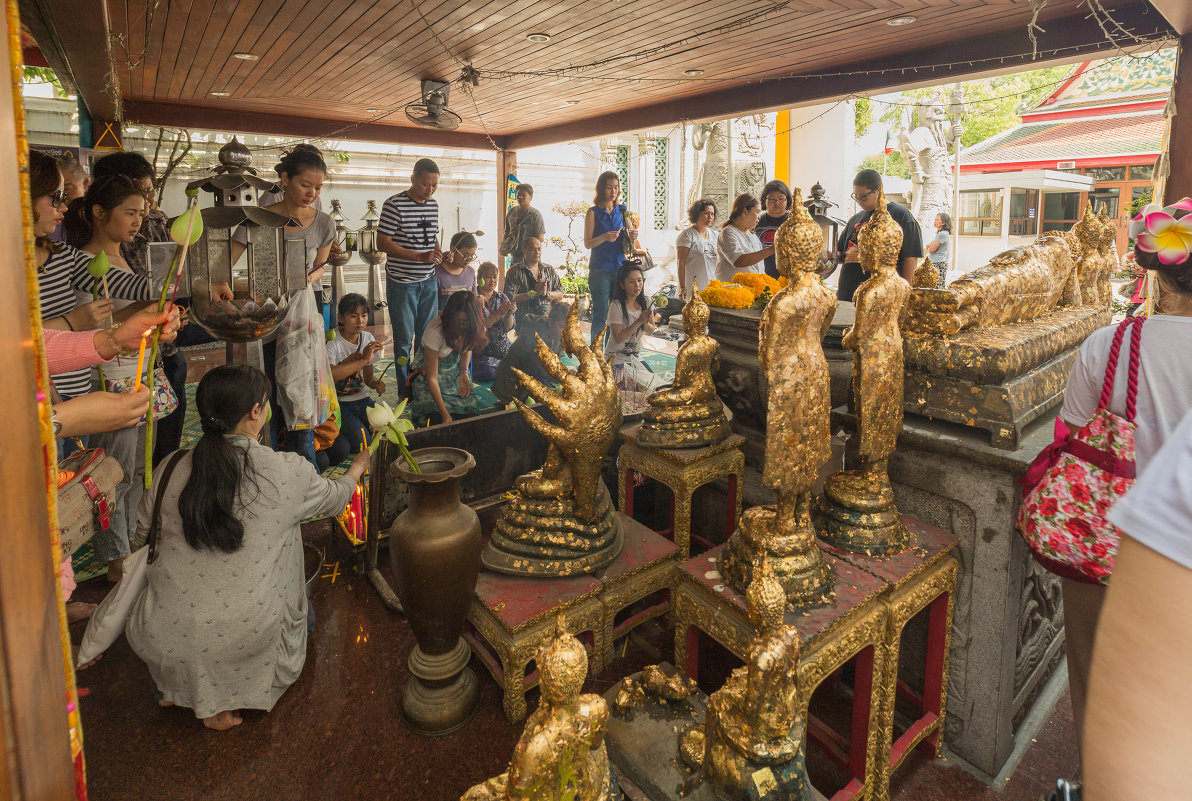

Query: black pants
[835,262,869,303]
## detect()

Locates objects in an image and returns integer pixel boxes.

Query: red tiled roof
[961,113,1164,165]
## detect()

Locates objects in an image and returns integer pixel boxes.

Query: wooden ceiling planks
[84,0,1173,146]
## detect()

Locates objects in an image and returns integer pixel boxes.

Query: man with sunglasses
[833,169,922,302]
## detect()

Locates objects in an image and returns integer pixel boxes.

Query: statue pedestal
[831,406,1067,781]
[902,305,1110,449]
[603,665,826,801]
[708,304,853,467]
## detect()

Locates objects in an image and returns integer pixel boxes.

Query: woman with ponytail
[125,364,369,730]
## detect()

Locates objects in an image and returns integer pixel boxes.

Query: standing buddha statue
[719,187,834,605]
[636,287,731,448]
[816,187,911,554]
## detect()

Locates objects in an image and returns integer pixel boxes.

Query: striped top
[38,243,158,399]
[378,191,439,284]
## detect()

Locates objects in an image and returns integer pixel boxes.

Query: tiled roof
[961,113,1164,165]
[1031,48,1175,114]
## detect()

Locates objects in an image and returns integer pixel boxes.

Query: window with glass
[959,190,1003,236]
[1084,166,1127,182]
[1042,191,1080,233]
[1129,164,1154,181]
[1009,188,1038,236]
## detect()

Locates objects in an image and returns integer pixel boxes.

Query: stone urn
[388,447,482,735]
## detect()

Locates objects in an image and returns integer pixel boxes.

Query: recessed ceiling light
[232,52,258,61]
[886,16,916,25]
[209,91,230,96]
[366,108,381,113]
[526,33,551,43]
[683,69,705,77]
[565,99,581,106]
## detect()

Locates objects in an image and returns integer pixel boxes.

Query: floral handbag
[104,364,179,424]
[1016,316,1142,585]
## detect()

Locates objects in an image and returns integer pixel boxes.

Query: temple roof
[960,112,1164,166]
[1028,48,1176,115]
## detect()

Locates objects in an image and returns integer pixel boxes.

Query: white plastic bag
[275,285,337,430]
[76,546,149,666]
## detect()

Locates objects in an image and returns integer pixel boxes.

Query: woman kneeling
[126,364,368,730]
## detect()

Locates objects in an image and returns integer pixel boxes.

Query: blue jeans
[338,397,375,454]
[588,268,617,348]
[387,275,438,391]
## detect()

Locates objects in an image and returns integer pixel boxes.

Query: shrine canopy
[19,0,1175,151]
[960,48,1176,173]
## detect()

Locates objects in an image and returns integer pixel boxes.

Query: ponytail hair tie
[201,416,230,435]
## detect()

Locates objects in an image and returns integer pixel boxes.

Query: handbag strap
[1096,316,1144,422]
[146,449,188,564]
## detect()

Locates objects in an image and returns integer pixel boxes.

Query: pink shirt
[43,328,112,374]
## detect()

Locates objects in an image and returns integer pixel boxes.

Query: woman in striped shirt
[32,151,157,403]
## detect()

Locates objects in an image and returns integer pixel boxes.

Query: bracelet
[104,324,137,358]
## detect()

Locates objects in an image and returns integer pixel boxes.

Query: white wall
[786,101,855,215]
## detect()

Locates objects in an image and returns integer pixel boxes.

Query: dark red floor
[71,521,1077,801]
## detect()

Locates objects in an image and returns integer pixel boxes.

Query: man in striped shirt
[378,158,444,391]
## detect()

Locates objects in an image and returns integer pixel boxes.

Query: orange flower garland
[699,280,755,309]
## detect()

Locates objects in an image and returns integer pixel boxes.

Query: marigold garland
[699,280,755,309]
[731,272,786,298]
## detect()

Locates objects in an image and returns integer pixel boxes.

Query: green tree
[856,151,911,179]
[878,65,1075,148]
[854,97,874,140]
[22,66,67,98]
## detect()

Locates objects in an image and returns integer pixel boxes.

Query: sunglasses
[49,189,68,207]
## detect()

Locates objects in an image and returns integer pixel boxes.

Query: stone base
[637,403,733,450]
[902,305,1109,450]
[718,506,834,608]
[482,481,625,576]
[603,666,821,801]
[815,469,909,556]
[904,347,1077,450]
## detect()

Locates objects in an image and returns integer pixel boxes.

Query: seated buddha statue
[816,188,910,555]
[680,560,813,800]
[637,288,731,448]
[462,616,616,801]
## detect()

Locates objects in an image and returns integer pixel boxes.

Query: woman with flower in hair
[1053,195,1192,754]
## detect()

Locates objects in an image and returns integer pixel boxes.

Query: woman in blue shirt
[583,171,632,346]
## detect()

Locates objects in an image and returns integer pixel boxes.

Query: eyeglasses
[850,190,874,203]
[49,190,68,207]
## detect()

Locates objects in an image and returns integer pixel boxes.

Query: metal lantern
[327,198,354,311]
[186,137,301,342]
[804,181,848,276]
[359,200,389,326]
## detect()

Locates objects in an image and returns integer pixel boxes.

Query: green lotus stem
[144,194,202,490]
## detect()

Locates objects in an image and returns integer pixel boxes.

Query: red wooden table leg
[849,645,875,783]
[920,590,951,756]
[624,468,636,517]
[726,472,738,538]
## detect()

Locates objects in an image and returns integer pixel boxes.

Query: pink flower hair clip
[1129,196,1192,266]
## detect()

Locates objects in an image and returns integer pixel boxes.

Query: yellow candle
[133,329,152,390]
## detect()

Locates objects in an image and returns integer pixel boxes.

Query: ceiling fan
[405,79,463,130]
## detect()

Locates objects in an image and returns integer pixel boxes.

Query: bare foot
[67,602,97,624]
[202,711,243,730]
[106,558,125,584]
[72,644,101,671]
[158,699,174,708]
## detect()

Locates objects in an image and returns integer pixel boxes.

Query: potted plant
[550,200,593,320]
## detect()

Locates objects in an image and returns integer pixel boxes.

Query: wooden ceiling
[22,0,1177,150]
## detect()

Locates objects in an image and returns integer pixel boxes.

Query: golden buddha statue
[911,256,941,289]
[680,560,813,800]
[637,288,731,448]
[719,188,834,605]
[462,616,616,801]
[816,188,910,555]
[614,664,698,714]
[482,305,624,576]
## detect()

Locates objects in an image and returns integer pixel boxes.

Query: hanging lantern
[186,136,301,342]
[804,182,848,276]
[358,200,389,326]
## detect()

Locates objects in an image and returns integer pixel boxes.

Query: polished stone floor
[71,520,1077,801]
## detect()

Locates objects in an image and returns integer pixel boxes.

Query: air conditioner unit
[1056,161,1077,170]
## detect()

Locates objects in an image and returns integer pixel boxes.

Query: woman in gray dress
[126,364,368,730]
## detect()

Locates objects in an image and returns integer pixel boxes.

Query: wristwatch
[51,408,62,438]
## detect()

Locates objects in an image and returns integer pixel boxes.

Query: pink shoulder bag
[1016,316,1142,585]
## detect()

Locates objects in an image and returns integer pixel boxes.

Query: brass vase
[388,447,482,735]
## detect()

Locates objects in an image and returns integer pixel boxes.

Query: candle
[132,329,152,390]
